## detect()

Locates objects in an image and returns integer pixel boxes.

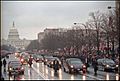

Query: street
[1,1,120,80]
[1,54,119,80]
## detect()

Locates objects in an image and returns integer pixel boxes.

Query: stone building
[38,28,68,44]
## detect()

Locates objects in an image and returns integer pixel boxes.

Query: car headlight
[59,62,61,64]
[106,65,109,67]
[83,65,86,68]
[15,53,17,55]
[21,67,24,70]
[51,62,53,64]
[116,65,118,67]
[9,68,12,70]
[70,65,73,68]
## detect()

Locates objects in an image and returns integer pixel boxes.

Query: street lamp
[73,23,88,54]
[74,23,87,34]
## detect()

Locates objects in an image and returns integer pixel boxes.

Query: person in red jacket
[28,55,33,67]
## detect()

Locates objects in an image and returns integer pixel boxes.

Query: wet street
[1,54,119,80]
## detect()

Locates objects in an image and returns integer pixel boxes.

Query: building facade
[38,32,45,43]
[38,28,68,44]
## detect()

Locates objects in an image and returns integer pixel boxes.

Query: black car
[43,55,54,65]
[33,54,44,62]
[47,57,62,68]
[8,61,24,76]
[97,58,119,72]
[63,58,86,74]
[15,52,20,58]
[20,54,29,65]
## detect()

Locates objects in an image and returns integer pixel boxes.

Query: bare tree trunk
[107,32,109,55]
[112,38,114,57]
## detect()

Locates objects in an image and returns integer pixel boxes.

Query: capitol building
[1,22,31,50]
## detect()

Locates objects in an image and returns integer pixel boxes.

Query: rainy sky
[1,1,115,40]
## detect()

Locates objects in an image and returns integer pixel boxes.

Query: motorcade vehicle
[47,57,62,68]
[15,52,20,57]
[19,52,27,58]
[97,58,119,72]
[20,54,29,64]
[43,55,54,65]
[32,54,44,62]
[8,61,24,76]
[63,58,86,74]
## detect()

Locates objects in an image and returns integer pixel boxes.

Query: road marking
[32,66,47,80]
[33,63,104,80]
[86,74,104,80]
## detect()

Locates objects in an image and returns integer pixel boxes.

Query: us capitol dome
[1,21,31,50]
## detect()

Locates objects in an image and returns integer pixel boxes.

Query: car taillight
[18,66,21,70]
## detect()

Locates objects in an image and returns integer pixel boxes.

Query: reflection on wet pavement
[71,74,74,80]
[2,54,119,80]
[106,73,109,80]
[59,69,62,80]
[82,75,86,80]
[116,74,119,80]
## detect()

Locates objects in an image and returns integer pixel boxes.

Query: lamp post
[73,23,88,54]
[73,23,88,35]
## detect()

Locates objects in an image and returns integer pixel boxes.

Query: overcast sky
[1,1,115,40]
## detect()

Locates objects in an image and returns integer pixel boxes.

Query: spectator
[3,58,7,70]
[0,60,2,67]
[1,60,2,74]
[92,59,98,75]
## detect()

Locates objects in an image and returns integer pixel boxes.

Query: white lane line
[32,66,47,80]
[86,74,104,80]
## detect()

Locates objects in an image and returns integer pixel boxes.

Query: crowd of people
[1,57,7,80]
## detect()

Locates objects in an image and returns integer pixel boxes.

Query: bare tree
[87,10,118,55]
[87,11,103,55]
